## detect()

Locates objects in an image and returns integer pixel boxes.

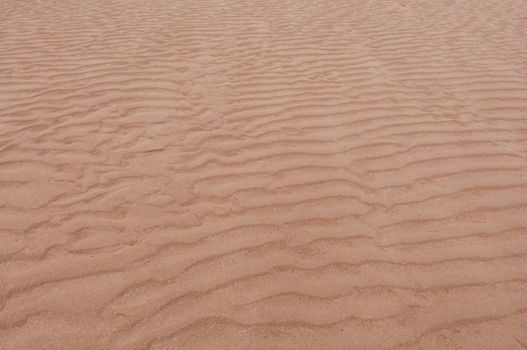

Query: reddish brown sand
[1,0,527,349]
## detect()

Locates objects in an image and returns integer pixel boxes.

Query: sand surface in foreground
[1,0,527,349]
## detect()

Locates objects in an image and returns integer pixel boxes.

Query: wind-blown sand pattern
[1,0,527,348]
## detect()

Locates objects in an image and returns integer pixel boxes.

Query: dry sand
[1,0,527,349]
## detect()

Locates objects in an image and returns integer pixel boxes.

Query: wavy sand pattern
[1,0,527,349]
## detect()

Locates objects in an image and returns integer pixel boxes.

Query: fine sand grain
[1,0,527,349]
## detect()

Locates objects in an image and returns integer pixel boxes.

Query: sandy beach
[1,0,527,348]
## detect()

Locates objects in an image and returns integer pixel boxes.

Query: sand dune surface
[1,0,527,349]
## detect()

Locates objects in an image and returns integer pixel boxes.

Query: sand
[1,0,527,349]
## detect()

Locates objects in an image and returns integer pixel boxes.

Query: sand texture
[1,0,527,349]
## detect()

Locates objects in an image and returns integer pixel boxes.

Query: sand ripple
[1,0,527,348]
